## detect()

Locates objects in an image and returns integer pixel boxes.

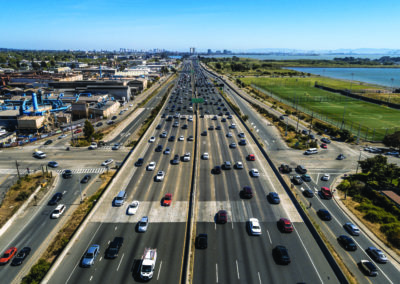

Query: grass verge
[0,172,54,229]
[21,171,115,284]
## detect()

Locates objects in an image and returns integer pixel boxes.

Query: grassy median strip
[21,171,115,284]
[0,172,53,229]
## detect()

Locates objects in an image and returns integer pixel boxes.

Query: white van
[305,148,318,155]
[33,151,46,159]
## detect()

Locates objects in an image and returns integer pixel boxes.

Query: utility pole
[15,160,21,179]
[340,106,346,130]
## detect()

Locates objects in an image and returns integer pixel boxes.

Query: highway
[202,64,400,283]
[45,63,194,284]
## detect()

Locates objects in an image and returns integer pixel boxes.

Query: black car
[44,140,53,145]
[208,126,214,130]
[156,124,162,130]
[213,166,222,174]
[359,260,378,277]
[195,234,208,249]
[268,192,280,204]
[292,175,303,185]
[182,124,188,129]
[62,170,73,179]
[279,164,292,173]
[111,116,118,120]
[172,155,180,165]
[155,145,163,152]
[201,131,207,136]
[303,188,314,198]
[337,154,346,160]
[135,158,144,167]
[81,174,91,183]
[240,186,253,199]
[296,165,307,174]
[96,122,103,127]
[48,192,63,206]
[321,137,331,144]
[168,136,175,142]
[239,139,247,146]
[105,237,124,259]
[221,118,226,122]
[273,245,291,265]
[188,135,194,141]
[216,125,221,130]
[11,247,31,266]
[337,235,357,251]
[317,209,332,221]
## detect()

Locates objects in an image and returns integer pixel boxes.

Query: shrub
[21,259,51,284]
[363,211,381,223]
[15,191,29,201]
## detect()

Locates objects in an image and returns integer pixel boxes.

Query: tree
[31,62,40,70]
[358,155,388,174]
[383,131,400,150]
[40,61,47,68]
[83,120,94,141]
[215,63,222,69]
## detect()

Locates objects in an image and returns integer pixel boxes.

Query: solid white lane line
[258,272,262,284]
[264,140,269,146]
[216,263,219,283]
[267,230,272,244]
[157,260,163,280]
[215,223,217,230]
[99,257,102,262]
[89,276,93,281]
[116,253,124,271]
[115,226,117,231]
[236,260,240,279]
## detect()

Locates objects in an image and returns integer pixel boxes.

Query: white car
[51,204,66,219]
[250,168,260,177]
[321,173,330,181]
[155,171,165,181]
[235,161,244,169]
[129,104,134,107]
[248,218,262,235]
[188,116,193,122]
[229,123,236,129]
[88,142,97,150]
[102,159,114,166]
[127,200,140,215]
[58,134,68,139]
[178,135,184,141]
[147,162,156,171]
[202,152,209,160]
[226,132,233,138]
[183,153,191,162]
[149,136,156,143]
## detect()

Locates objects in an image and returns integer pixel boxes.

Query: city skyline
[1,0,400,51]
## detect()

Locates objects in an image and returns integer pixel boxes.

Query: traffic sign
[191,98,204,103]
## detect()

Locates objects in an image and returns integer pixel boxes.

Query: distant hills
[234,48,400,55]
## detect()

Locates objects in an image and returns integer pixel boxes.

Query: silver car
[138,216,149,232]
[81,244,100,267]
[366,247,388,263]
[344,222,360,236]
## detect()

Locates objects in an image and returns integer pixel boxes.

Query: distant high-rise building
[207,49,212,54]
[190,47,196,54]
[215,50,222,54]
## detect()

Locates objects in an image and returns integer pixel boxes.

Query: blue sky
[1,0,399,51]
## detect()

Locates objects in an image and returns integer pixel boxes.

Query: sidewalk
[331,174,400,270]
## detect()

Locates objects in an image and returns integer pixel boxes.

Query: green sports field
[242,77,400,140]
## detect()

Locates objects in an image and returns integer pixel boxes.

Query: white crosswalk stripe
[55,168,106,174]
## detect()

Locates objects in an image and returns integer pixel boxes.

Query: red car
[321,187,333,199]
[0,247,17,265]
[321,143,327,149]
[247,154,256,161]
[216,210,228,224]
[74,129,82,134]
[278,218,294,233]
[162,193,172,206]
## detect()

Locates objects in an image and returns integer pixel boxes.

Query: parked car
[292,175,303,185]
[321,173,330,181]
[321,137,331,144]
[301,174,312,182]
[81,244,100,267]
[44,140,53,145]
[296,165,307,174]
[279,164,292,173]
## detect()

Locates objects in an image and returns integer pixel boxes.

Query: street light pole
[355,149,362,174]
